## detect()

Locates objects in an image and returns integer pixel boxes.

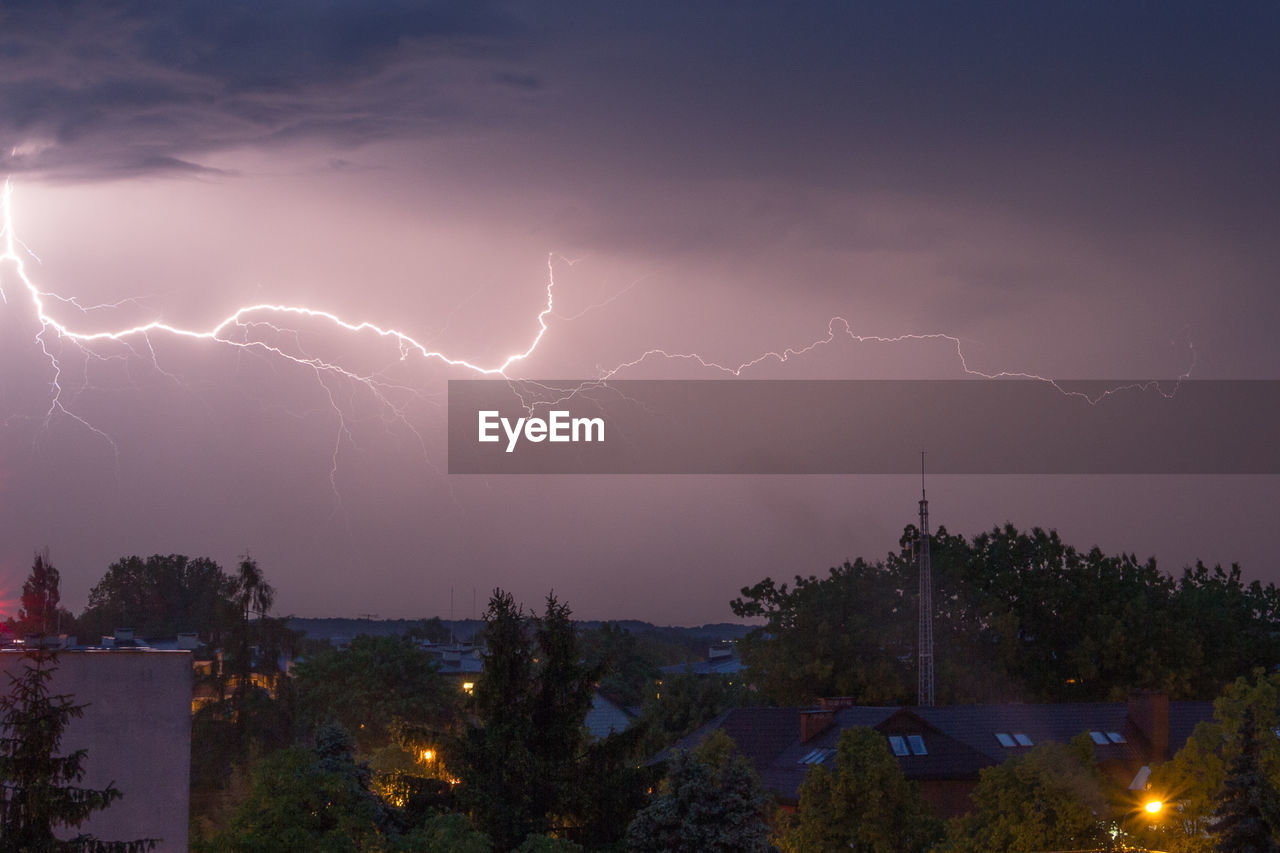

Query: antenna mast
[917,452,935,707]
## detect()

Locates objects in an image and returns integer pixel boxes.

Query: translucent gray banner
[446,380,1280,474]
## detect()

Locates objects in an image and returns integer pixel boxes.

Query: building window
[1106,731,1126,743]
[1089,731,1109,744]
[995,732,1016,748]
[1013,733,1033,747]
[799,747,835,765]
[907,735,927,755]
[888,736,910,756]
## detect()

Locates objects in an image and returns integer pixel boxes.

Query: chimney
[1128,692,1170,762]
[800,709,835,743]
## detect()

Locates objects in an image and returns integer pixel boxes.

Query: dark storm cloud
[0,0,526,177]
[2,0,1277,222]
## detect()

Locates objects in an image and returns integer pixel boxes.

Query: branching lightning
[0,177,1194,496]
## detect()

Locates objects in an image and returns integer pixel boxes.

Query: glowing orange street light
[1144,799,1163,815]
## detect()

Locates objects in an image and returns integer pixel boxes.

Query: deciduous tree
[938,735,1109,853]
[79,554,239,642]
[294,633,457,753]
[775,727,939,853]
[17,551,75,637]
[625,743,772,853]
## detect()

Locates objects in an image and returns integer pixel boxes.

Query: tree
[637,671,754,758]
[453,589,540,849]
[294,634,457,752]
[396,811,492,853]
[188,559,299,835]
[732,524,1280,707]
[579,622,658,708]
[224,556,280,747]
[234,557,274,624]
[406,618,452,646]
[1148,671,1280,852]
[0,647,156,852]
[938,735,1110,853]
[78,554,240,642]
[17,551,75,637]
[774,727,939,853]
[451,590,648,850]
[201,724,388,853]
[625,744,772,853]
[1146,666,1280,845]
[731,557,913,706]
[1211,705,1280,851]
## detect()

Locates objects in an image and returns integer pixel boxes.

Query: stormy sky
[1,2,1277,623]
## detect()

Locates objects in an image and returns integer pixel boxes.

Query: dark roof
[663,706,799,769]
[661,700,1216,805]
[1170,701,1215,747]
[914,703,1147,766]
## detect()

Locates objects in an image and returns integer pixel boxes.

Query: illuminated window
[888,736,909,756]
[1013,733,1033,747]
[1090,731,1109,744]
[995,732,1016,748]
[462,681,475,694]
[1107,732,1126,743]
[907,735,927,755]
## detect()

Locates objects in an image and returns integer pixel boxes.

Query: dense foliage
[79,554,241,642]
[14,551,77,637]
[1144,672,1280,852]
[937,735,1111,853]
[199,725,389,853]
[775,727,939,853]
[293,634,458,752]
[732,524,1280,705]
[451,590,654,850]
[625,734,773,853]
[635,670,755,757]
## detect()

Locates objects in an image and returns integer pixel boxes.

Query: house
[664,693,1213,817]
[658,644,745,676]
[424,640,485,693]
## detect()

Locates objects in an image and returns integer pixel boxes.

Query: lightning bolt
[0,177,1195,497]
[0,178,565,496]
[597,318,1195,402]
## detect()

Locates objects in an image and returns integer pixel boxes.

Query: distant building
[658,643,745,676]
[662,693,1211,818]
[0,647,192,851]
[585,692,638,740]
[422,640,484,694]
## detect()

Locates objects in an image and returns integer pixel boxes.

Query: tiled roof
[1170,701,1215,747]
[915,703,1148,766]
[658,700,1215,805]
